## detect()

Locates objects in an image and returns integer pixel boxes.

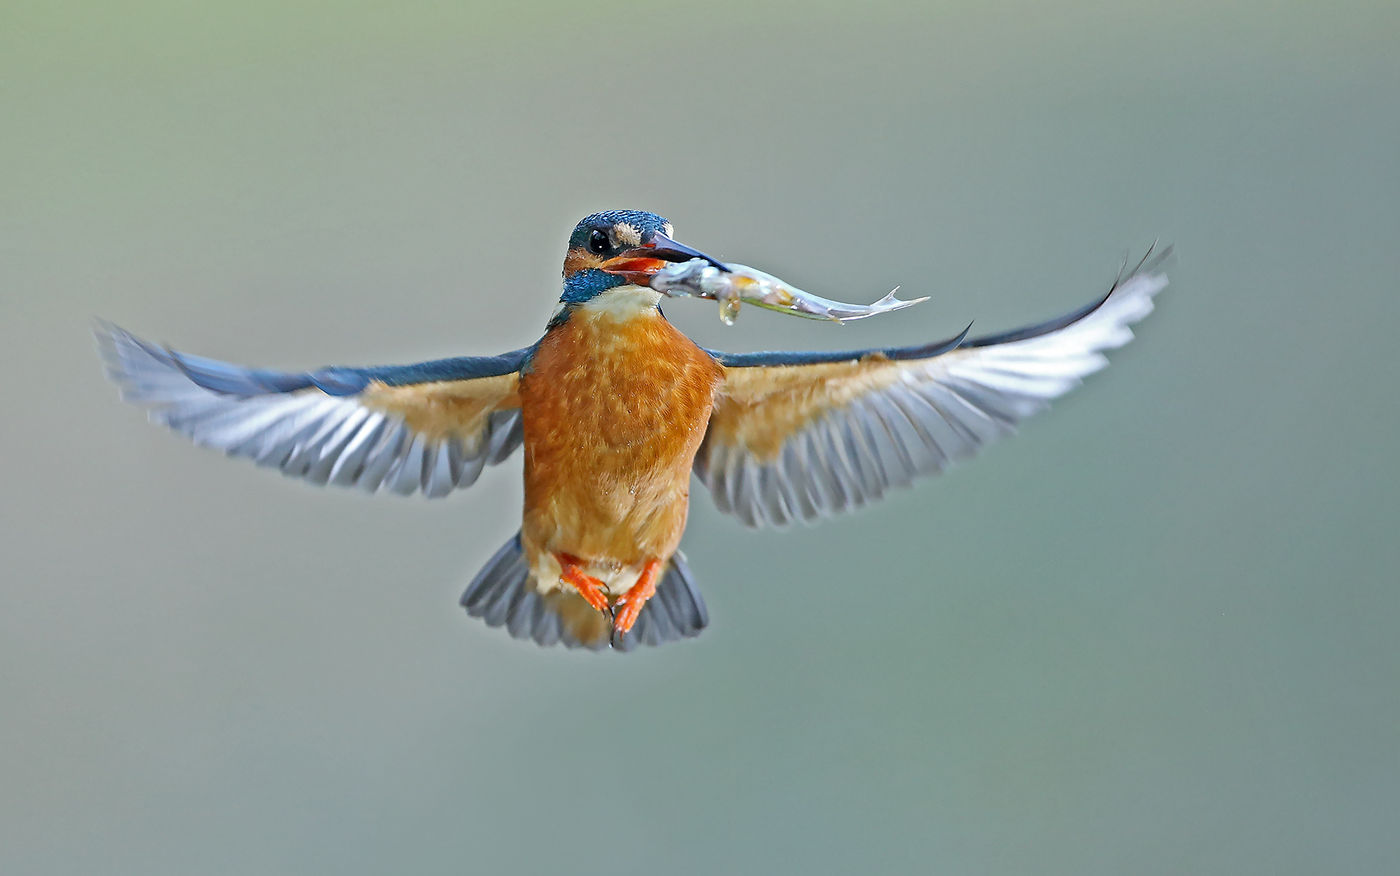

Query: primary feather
[96,323,530,498]
[694,248,1169,527]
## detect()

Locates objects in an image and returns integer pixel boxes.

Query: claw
[613,559,662,638]
[558,554,612,616]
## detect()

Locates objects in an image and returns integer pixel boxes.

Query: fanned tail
[460,533,708,651]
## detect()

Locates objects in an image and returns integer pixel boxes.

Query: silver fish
[649,259,929,326]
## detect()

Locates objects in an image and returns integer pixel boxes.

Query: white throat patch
[580,284,663,321]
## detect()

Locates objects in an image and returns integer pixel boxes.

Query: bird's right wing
[97,324,533,498]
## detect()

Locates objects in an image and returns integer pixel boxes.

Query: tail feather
[460,533,708,651]
[612,549,708,652]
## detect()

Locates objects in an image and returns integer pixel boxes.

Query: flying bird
[97,210,1167,651]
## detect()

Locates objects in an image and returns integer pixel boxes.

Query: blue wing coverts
[97,324,532,498]
[695,249,1170,527]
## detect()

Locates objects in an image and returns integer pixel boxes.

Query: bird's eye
[587,229,610,255]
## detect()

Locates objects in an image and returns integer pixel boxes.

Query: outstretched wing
[695,249,1169,527]
[97,323,533,498]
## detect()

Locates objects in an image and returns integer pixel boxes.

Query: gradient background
[4,2,1398,873]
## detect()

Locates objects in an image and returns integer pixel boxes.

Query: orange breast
[518,305,724,577]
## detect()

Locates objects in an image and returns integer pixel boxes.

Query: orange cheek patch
[564,250,604,275]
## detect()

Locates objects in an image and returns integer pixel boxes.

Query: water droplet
[719,298,741,326]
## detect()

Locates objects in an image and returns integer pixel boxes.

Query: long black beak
[599,232,731,286]
[635,232,729,270]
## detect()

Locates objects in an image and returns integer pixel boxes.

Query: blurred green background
[4,1,1398,873]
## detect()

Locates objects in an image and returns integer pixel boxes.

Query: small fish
[649,259,929,325]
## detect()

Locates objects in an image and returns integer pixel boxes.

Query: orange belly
[518,301,724,594]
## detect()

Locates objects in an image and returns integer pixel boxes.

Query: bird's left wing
[97,324,532,498]
[695,249,1168,527]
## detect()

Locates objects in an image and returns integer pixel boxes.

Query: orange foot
[612,559,663,640]
[558,554,612,618]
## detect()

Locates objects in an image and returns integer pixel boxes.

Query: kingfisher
[98,210,1167,651]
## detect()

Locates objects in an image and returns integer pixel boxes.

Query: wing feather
[696,249,1169,527]
[97,323,531,497]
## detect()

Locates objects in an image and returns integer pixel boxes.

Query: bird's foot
[612,559,662,639]
[558,555,613,620]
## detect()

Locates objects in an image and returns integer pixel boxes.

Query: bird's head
[559,210,727,305]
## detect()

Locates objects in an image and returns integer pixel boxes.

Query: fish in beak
[599,232,729,286]
[601,233,928,325]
